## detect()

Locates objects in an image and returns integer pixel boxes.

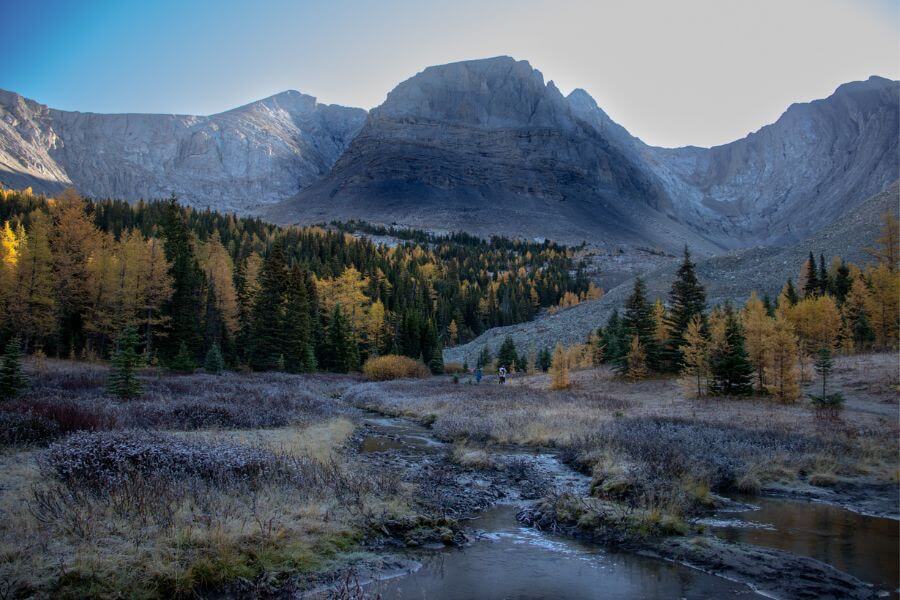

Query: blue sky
[2,0,897,147]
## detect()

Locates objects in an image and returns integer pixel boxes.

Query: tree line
[0,187,592,373]
[596,212,898,400]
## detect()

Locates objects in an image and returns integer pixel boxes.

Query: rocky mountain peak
[374,56,574,129]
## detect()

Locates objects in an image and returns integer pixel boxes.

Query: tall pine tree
[283,265,316,373]
[663,246,706,371]
[709,307,754,396]
[249,240,289,371]
[620,277,659,371]
[159,197,204,364]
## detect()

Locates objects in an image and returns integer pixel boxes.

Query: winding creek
[352,413,898,599]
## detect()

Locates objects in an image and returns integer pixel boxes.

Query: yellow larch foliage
[198,232,239,333]
[865,263,899,349]
[652,298,669,344]
[549,342,570,390]
[317,266,371,337]
[680,314,709,398]
[786,295,841,352]
[765,317,801,402]
[742,292,775,393]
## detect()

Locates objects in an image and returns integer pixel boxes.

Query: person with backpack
[498,366,507,384]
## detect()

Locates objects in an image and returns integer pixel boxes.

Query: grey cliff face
[1,58,897,252]
[275,57,716,252]
[0,89,366,213]
[276,58,897,252]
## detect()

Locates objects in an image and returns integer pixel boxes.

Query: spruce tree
[0,339,28,401]
[818,254,830,296]
[663,247,707,370]
[620,277,659,371]
[709,308,754,396]
[832,261,851,304]
[812,347,833,399]
[204,342,225,374]
[803,252,819,297]
[497,336,520,370]
[159,197,204,361]
[538,347,552,372]
[249,240,289,371]
[323,305,357,373]
[601,309,625,363]
[170,341,196,374]
[284,266,315,373]
[783,278,799,306]
[423,320,444,375]
[108,327,142,399]
[476,346,492,369]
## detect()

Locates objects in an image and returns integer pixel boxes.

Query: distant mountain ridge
[0,89,366,213]
[1,57,897,251]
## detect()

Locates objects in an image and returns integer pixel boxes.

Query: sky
[1,0,897,148]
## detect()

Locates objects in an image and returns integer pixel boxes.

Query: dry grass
[0,362,403,598]
[345,355,899,518]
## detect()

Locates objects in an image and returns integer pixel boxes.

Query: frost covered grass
[0,427,408,598]
[345,360,898,521]
[0,361,404,597]
[344,378,627,446]
[0,360,356,447]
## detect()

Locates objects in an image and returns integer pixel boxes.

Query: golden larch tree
[742,292,775,393]
[680,314,709,397]
[765,317,801,402]
[549,342,570,390]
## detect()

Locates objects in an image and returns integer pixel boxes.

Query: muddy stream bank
[329,411,896,599]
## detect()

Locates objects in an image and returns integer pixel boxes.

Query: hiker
[498,366,507,384]
[474,367,483,384]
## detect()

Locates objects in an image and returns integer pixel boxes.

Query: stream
[354,413,897,599]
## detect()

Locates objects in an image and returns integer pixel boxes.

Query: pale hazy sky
[2,0,898,147]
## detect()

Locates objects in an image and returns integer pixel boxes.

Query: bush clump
[362,355,431,381]
[0,411,59,446]
[41,431,282,490]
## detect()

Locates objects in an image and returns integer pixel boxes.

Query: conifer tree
[832,261,851,305]
[818,254,830,296]
[802,252,819,298]
[621,335,648,381]
[108,327,142,399]
[0,338,27,401]
[249,240,289,371]
[497,336,520,370]
[169,341,196,374]
[159,197,204,361]
[538,347,552,372]
[549,342,569,390]
[663,246,706,370]
[813,347,833,399]
[601,309,625,363]
[709,307,754,396]
[782,278,799,307]
[477,346,492,369]
[323,304,358,373]
[10,210,56,352]
[284,271,316,373]
[204,342,225,374]
[842,277,875,350]
[680,314,709,397]
[423,320,444,374]
[621,277,659,370]
[765,317,800,402]
[742,292,775,394]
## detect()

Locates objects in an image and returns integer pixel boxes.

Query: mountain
[270,57,897,251]
[0,89,366,213]
[1,58,896,249]
[444,181,899,365]
[266,57,722,253]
